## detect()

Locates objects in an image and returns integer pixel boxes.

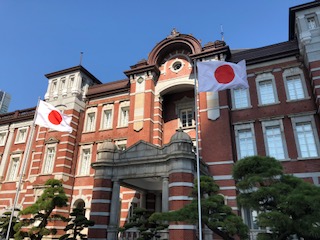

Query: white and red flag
[197,60,249,92]
[35,100,72,133]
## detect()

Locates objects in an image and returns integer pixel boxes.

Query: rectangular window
[119,107,129,127]
[61,78,67,95]
[79,148,91,176]
[296,122,318,158]
[307,17,317,30]
[85,112,96,132]
[15,128,28,143]
[0,131,7,146]
[180,108,194,128]
[128,202,138,222]
[115,140,127,151]
[102,109,112,129]
[291,116,320,159]
[235,123,257,160]
[69,76,75,89]
[233,88,249,109]
[7,157,20,181]
[286,75,304,100]
[265,126,285,160]
[243,209,259,230]
[43,147,56,174]
[259,80,275,104]
[51,80,57,93]
[238,129,255,159]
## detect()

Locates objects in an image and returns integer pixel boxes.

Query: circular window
[170,60,184,73]
[173,61,182,71]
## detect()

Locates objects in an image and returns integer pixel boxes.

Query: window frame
[84,107,97,132]
[175,97,195,130]
[42,144,57,174]
[170,59,185,73]
[306,14,318,30]
[234,123,257,160]
[69,75,75,90]
[117,101,130,128]
[78,145,92,176]
[7,154,21,181]
[179,108,195,128]
[60,77,67,96]
[261,119,288,160]
[291,115,320,159]
[128,200,139,223]
[282,67,308,102]
[100,104,114,130]
[115,139,127,151]
[231,88,251,110]
[15,127,29,144]
[256,73,279,106]
[0,130,8,146]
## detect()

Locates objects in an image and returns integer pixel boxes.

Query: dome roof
[170,128,192,142]
[98,140,116,151]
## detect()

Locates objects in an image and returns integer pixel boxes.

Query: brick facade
[0,2,320,240]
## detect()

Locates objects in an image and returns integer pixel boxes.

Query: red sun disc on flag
[48,110,63,125]
[214,65,235,84]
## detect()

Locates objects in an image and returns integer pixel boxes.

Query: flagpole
[193,60,203,240]
[5,99,40,240]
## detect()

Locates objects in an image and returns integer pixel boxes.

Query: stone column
[107,180,121,240]
[162,177,169,212]
[140,191,146,209]
[88,177,112,239]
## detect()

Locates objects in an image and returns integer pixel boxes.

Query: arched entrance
[88,130,207,240]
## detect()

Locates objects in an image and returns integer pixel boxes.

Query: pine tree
[150,176,249,240]
[14,179,68,240]
[119,207,168,240]
[0,210,19,239]
[232,155,320,240]
[59,208,94,240]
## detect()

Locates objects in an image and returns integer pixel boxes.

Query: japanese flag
[197,60,249,92]
[35,100,73,133]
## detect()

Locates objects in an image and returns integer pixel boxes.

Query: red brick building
[0,1,319,240]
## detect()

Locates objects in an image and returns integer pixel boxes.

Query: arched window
[73,199,86,215]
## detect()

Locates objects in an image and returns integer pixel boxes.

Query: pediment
[45,137,60,144]
[119,140,162,160]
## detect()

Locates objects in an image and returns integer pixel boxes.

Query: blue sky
[0,0,312,112]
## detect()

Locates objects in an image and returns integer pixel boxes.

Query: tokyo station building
[0,1,320,240]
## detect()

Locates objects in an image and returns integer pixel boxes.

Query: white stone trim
[213,175,233,180]
[206,160,234,165]
[168,182,194,188]
[220,186,237,190]
[169,225,196,230]
[168,196,193,201]
[92,187,112,192]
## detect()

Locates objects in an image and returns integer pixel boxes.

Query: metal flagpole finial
[220,24,224,41]
[80,52,83,66]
